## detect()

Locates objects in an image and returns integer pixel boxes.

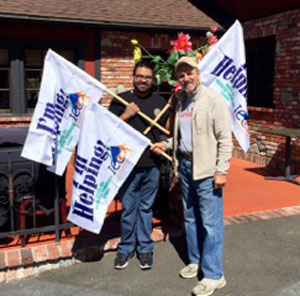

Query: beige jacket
[166,84,232,180]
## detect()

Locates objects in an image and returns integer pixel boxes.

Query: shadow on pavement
[71,215,121,262]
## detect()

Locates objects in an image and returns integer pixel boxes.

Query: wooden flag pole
[106,88,170,136]
[149,143,172,162]
[105,88,172,162]
[143,102,171,135]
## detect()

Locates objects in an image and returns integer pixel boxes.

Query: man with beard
[151,56,232,296]
[109,60,168,270]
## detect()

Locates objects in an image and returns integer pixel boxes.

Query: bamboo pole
[143,102,171,135]
[106,88,170,136]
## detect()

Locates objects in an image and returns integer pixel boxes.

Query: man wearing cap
[151,56,232,296]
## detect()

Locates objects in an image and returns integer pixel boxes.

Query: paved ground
[223,158,300,216]
[2,215,300,296]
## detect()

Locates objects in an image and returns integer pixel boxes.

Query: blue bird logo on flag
[110,145,131,170]
[235,108,249,134]
[68,91,90,111]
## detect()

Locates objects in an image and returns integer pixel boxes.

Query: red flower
[211,26,218,33]
[208,36,218,45]
[174,83,182,92]
[171,33,192,52]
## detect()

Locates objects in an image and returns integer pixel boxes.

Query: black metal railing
[0,127,73,247]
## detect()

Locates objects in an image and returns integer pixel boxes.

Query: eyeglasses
[134,74,153,81]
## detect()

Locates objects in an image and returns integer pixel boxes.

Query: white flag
[67,103,150,234]
[21,49,106,175]
[199,20,249,152]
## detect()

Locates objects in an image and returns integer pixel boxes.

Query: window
[24,49,75,111]
[0,40,82,116]
[0,48,10,113]
[245,36,276,108]
[25,49,45,110]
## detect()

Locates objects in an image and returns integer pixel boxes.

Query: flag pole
[105,88,172,162]
[149,142,172,162]
[106,88,170,136]
[143,102,171,135]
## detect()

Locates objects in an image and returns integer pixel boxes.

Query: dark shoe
[139,253,153,270]
[114,253,129,269]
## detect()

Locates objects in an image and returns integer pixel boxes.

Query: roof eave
[0,13,225,32]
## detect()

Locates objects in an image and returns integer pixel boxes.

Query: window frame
[0,39,85,116]
[0,48,11,113]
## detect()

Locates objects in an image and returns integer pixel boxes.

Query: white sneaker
[191,276,226,296]
[179,263,199,279]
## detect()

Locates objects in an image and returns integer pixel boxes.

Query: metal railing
[0,147,73,247]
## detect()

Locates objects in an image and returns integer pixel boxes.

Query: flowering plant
[131,26,218,87]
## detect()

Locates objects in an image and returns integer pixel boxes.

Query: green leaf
[187,51,196,57]
[178,50,186,57]
[152,55,161,63]
[167,79,177,86]
[159,70,169,81]
[167,51,179,65]
[154,63,160,73]
[155,73,162,85]
[160,63,170,72]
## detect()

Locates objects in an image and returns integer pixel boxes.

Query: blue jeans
[179,157,224,279]
[117,166,160,257]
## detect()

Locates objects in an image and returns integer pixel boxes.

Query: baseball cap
[175,56,199,73]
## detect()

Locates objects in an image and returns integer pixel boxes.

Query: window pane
[25,50,44,67]
[56,50,75,62]
[0,70,9,88]
[0,91,10,111]
[0,49,8,66]
[0,49,10,112]
[246,36,275,108]
[26,90,39,109]
[25,70,42,89]
[24,48,75,112]
[25,50,43,111]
